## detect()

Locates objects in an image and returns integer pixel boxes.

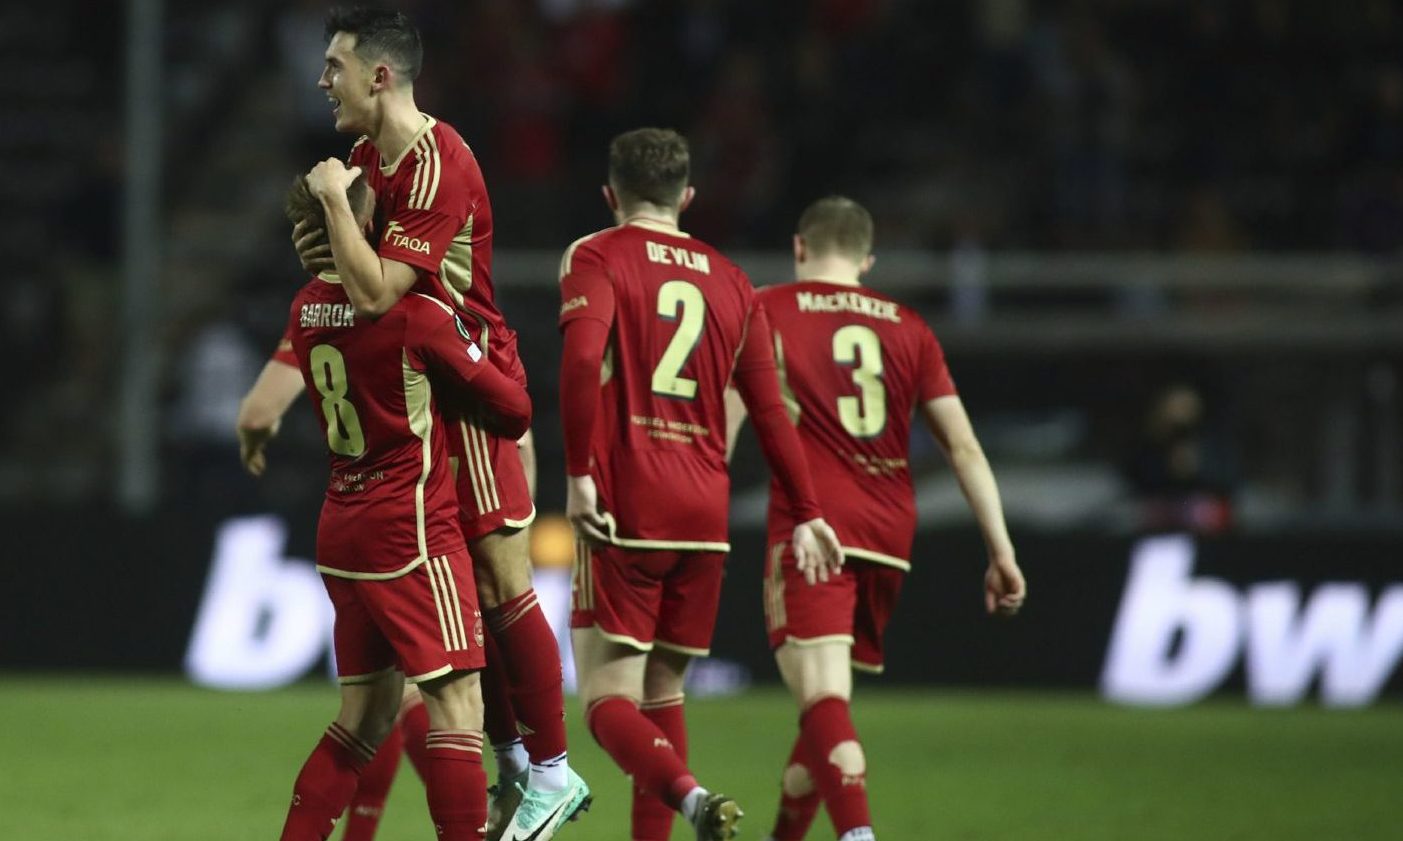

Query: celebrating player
[727,197,1027,841]
[292,8,587,839]
[273,171,532,841]
[558,128,844,841]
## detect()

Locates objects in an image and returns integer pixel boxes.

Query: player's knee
[828,739,867,779]
[781,762,816,797]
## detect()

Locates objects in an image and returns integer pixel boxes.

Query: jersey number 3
[833,324,886,438]
[310,344,367,457]
[652,280,705,400]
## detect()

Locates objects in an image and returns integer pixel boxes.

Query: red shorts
[448,416,535,540]
[763,540,906,673]
[323,549,486,684]
[571,542,726,656]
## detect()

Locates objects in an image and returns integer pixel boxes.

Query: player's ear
[678,185,696,213]
[859,253,876,275]
[371,62,390,92]
[793,234,806,264]
[602,184,619,213]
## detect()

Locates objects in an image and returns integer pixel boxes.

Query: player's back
[286,276,463,576]
[566,221,755,549]
[757,280,955,569]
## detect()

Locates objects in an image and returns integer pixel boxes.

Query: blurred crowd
[8,0,1403,515]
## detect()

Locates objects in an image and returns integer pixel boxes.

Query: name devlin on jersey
[301,302,355,328]
[646,241,710,274]
[796,290,901,323]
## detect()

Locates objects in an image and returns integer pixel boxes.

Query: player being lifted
[727,197,1027,841]
[290,8,588,839]
[273,171,532,841]
[558,128,843,841]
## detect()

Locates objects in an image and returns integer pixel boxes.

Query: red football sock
[479,628,521,750]
[487,590,568,762]
[801,697,871,836]
[586,696,697,810]
[423,729,489,841]
[399,696,431,782]
[279,723,374,841]
[771,734,822,841]
[341,725,404,841]
[632,695,688,841]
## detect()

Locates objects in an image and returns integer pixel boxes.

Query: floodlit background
[3,1,1403,839]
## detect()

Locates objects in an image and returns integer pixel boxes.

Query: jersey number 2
[652,280,705,399]
[310,344,367,457]
[833,324,886,438]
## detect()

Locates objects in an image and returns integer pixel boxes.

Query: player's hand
[305,158,362,202]
[291,218,335,273]
[984,548,1026,617]
[792,518,843,586]
[566,474,611,545]
[237,421,279,478]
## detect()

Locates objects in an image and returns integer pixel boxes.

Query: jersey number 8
[310,344,367,457]
[833,324,886,438]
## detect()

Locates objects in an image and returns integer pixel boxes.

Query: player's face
[319,33,374,134]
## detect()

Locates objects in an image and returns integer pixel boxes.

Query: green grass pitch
[1,677,1397,840]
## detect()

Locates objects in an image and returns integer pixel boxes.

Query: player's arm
[306,159,418,318]
[723,386,748,462]
[919,395,1026,615]
[732,305,842,583]
[517,429,537,500]
[557,248,615,544]
[236,356,304,478]
[415,314,533,440]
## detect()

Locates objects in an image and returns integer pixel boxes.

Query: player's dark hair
[325,6,423,83]
[608,128,690,208]
[797,195,874,260]
[283,173,372,232]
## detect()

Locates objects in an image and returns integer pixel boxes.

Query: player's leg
[398,684,431,780]
[762,543,866,841]
[776,641,873,841]
[766,736,821,841]
[631,647,691,841]
[340,694,405,841]
[479,626,529,841]
[414,669,490,841]
[461,428,575,793]
[280,670,403,841]
[281,576,403,841]
[575,546,740,840]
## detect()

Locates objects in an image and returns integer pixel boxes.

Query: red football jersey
[348,115,524,385]
[286,276,525,578]
[756,280,956,570]
[559,221,758,550]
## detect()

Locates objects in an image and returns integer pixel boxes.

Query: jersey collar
[624,218,690,238]
[380,114,437,177]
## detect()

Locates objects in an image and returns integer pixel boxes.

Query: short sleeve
[377,208,460,275]
[406,298,486,383]
[270,327,298,368]
[558,238,615,328]
[918,324,957,401]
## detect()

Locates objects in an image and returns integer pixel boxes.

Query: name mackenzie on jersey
[795,290,901,323]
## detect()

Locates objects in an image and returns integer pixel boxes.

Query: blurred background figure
[1123,383,1238,535]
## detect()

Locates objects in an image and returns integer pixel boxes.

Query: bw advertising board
[3,508,1400,706]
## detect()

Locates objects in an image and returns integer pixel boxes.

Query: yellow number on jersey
[309,344,367,457]
[833,324,886,438]
[652,280,706,399]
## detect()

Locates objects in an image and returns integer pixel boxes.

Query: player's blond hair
[608,128,690,208]
[797,195,874,260]
[283,172,372,231]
